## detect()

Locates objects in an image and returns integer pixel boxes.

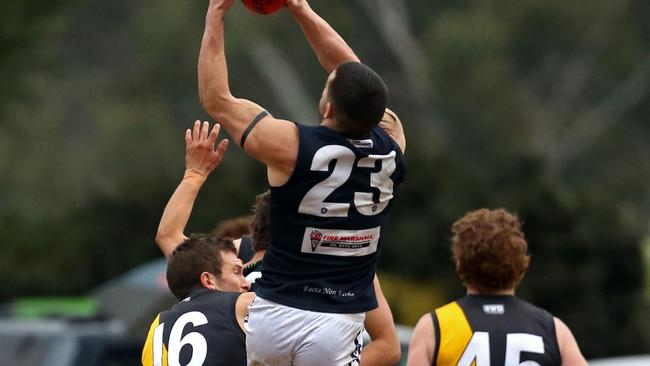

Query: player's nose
[241,279,251,292]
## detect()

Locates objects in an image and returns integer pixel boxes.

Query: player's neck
[320,118,365,138]
[320,117,341,132]
[466,287,515,296]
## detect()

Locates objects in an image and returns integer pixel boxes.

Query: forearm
[198,3,271,147]
[156,171,206,258]
[361,338,398,366]
[198,3,238,133]
[289,3,359,73]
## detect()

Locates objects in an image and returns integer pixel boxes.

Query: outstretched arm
[285,1,406,153]
[155,121,229,258]
[198,0,298,182]
[361,276,401,366]
[286,0,360,74]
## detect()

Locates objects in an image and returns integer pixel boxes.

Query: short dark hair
[250,190,271,252]
[166,234,237,300]
[211,215,253,240]
[329,62,388,137]
[451,209,530,293]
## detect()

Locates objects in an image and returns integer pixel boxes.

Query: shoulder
[244,116,299,174]
[235,292,256,327]
[370,126,406,166]
[237,291,256,307]
[414,312,435,332]
[554,317,588,365]
[434,300,463,318]
[407,312,436,365]
[411,312,435,343]
[145,313,162,331]
[554,317,571,339]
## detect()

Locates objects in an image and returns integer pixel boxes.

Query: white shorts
[245,296,365,366]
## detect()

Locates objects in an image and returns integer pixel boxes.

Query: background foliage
[1,0,648,358]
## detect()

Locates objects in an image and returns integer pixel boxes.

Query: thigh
[293,312,365,366]
[245,297,300,366]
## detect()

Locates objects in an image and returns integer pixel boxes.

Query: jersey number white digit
[152,311,209,366]
[457,332,545,366]
[298,145,397,217]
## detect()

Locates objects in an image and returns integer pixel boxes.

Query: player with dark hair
[198,1,406,364]
[212,215,253,240]
[143,231,253,365]
[165,234,249,300]
[142,233,253,365]
[142,121,254,366]
[406,209,588,366]
[149,120,401,365]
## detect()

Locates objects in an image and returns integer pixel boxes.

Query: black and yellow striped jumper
[431,295,561,366]
[142,288,246,366]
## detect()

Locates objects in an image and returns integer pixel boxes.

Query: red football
[242,0,286,15]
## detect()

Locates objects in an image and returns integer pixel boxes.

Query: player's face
[217,251,250,292]
[319,71,336,120]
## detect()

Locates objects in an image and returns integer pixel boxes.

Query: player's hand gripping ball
[242,0,286,15]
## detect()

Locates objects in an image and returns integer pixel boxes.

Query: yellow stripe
[141,315,169,366]
[142,315,160,366]
[435,301,474,366]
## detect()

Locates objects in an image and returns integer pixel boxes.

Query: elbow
[154,230,167,248]
[199,91,235,120]
[155,227,175,249]
[384,334,402,365]
[387,342,402,365]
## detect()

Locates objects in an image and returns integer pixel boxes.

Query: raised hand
[210,0,236,11]
[185,120,230,178]
[285,0,308,12]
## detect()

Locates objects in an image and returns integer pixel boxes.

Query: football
[242,0,286,15]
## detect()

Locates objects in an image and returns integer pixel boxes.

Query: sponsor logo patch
[301,226,380,256]
[309,230,323,252]
[483,304,505,315]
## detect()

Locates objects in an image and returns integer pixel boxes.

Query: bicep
[208,97,298,173]
[205,97,265,145]
[364,299,395,341]
[406,314,435,366]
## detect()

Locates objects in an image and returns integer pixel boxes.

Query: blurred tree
[0,0,68,108]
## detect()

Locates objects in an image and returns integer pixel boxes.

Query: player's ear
[323,102,333,119]
[200,271,218,291]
